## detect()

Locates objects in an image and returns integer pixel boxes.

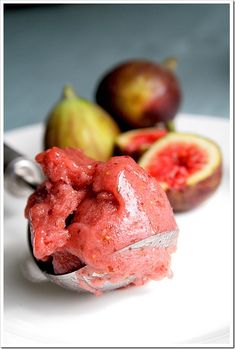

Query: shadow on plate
[4,244,151,317]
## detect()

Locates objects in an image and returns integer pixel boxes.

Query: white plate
[3,114,233,347]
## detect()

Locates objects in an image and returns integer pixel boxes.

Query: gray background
[4,3,230,131]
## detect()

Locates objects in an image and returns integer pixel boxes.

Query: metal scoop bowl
[5,143,178,294]
[28,225,178,293]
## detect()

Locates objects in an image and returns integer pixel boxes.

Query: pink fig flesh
[139,132,222,212]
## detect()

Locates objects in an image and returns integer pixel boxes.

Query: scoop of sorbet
[25,147,178,294]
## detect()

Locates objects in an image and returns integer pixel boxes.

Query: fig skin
[138,132,223,212]
[166,164,222,212]
[95,60,181,130]
[45,85,120,161]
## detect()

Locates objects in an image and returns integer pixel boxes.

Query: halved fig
[115,127,168,160]
[139,132,222,212]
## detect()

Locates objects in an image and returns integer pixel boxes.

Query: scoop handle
[4,143,43,196]
[4,143,23,172]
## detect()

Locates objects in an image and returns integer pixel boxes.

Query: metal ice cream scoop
[4,143,44,195]
[5,143,178,293]
[27,225,178,293]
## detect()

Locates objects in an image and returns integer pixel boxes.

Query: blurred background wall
[4,3,230,130]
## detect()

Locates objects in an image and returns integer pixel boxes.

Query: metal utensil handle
[4,143,43,196]
[4,143,23,172]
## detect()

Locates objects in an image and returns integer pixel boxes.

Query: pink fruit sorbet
[25,147,178,294]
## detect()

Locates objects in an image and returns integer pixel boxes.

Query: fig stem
[63,85,77,99]
[166,120,176,132]
[162,57,177,72]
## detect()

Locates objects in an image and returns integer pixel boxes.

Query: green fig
[45,85,120,161]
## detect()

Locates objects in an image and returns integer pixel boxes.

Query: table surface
[4,3,230,131]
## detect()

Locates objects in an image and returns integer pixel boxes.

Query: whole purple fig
[95,59,181,130]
